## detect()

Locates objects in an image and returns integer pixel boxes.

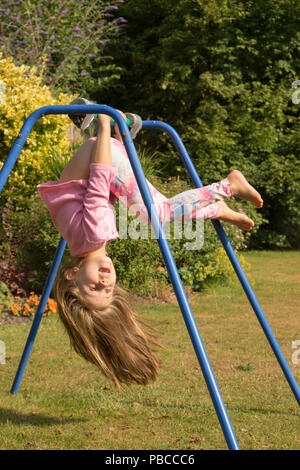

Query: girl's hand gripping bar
[68,98,142,139]
[94,115,131,126]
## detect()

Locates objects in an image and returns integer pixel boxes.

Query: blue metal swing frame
[1,105,299,451]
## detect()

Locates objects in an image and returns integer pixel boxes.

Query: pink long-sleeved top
[37,163,118,258]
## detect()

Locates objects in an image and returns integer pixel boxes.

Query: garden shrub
[0,0,125,95]
[0,193,61,293]
[0,258,30,297]
[0,281,14,314]
[0,53,76,208]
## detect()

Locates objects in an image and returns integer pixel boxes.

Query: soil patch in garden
[0,309,32,326]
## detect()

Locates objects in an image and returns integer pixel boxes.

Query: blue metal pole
[142,120,300,407]
[3,105,239,449]
[10,237,67,394]
[118,118,240,450]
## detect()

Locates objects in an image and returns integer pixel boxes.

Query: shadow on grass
[247,406,299,416]
[0,407,87,426]
[229,405,299,417]
[116,399,299,418]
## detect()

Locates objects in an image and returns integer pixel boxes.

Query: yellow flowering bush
[194,247,252,286]
[0,54,76,206]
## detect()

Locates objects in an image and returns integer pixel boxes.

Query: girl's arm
[90,114,112,165]
[59,114,112,183]
[114,110,127,143]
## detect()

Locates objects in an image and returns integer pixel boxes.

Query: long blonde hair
[53,256,160,389]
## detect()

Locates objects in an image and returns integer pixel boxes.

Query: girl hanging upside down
[37,111,263,389]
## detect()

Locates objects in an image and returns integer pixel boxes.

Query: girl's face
[70,250,117,309]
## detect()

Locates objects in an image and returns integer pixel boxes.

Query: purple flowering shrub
[0,0,127,93]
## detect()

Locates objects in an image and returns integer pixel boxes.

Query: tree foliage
[99,0,300,248]
[0,0,126,94]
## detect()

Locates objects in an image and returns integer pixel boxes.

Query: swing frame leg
[142,119,300,408]
[10,237,66,394]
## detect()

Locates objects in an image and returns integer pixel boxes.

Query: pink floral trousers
[110,141,233,225]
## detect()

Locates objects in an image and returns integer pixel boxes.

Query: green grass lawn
[0,251,299,450]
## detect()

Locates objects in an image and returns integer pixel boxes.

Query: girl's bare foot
[227,170,263,208]
[216,200,254,231]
